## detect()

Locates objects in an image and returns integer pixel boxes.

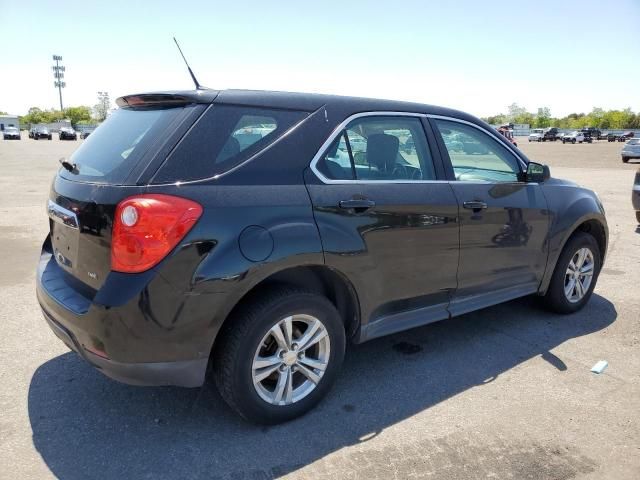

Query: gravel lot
[0,135,638,480]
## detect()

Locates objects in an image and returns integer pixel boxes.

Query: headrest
[366,133,399,173]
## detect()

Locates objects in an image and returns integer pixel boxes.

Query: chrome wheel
[252,314,330,406]
[564,247,594,303]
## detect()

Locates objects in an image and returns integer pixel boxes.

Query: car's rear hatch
[47,94,209,292]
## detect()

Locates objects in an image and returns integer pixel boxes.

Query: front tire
[212,287,346,424]
[622,157,629,163]
[542,232,601,314]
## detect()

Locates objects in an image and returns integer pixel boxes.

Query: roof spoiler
[116,94,194,108]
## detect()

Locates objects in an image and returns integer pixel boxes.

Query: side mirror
[525,162,550,183]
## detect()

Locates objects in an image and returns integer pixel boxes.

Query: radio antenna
[173,37,203,90]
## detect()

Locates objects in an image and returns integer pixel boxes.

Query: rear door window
[315,116,436,181]
[59,106,185,184]
[152,105,308,183]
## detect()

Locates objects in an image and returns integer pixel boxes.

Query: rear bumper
[41,308,206,387]
[36,243,209,387]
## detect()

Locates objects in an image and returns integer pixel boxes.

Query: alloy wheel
[564,247,595,303]
[252,314,330,406]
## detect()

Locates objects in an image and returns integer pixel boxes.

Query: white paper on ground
[591,360,608,374]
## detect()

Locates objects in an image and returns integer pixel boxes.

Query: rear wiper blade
[59,158,78,173]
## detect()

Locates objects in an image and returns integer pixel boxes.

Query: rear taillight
[112,194,203,273]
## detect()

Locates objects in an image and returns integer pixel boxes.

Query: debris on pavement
[591,360,608,374]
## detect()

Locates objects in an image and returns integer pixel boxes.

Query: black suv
[33,126,52,140]
[59,127,78,140]
[581,127,601,140]
[543,127,560,141]
[37,89,608,423]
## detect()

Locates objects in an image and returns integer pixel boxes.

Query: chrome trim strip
[426,114,528,170]
[308,111,444,185]
[47,200,79,229]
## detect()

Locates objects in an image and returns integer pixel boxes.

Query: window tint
[316,132,355,180]
[153,105,307,183]
[316,116,436,181]
[434,120,521,183]
[223,115,278,162]
[59,106,183,184]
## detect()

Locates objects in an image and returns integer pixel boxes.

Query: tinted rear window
[152,105,308,183]
[59,106,184,184]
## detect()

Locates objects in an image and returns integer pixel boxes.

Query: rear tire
[212,287,346,424]
[636,211,640,224]
[542,232,601,314]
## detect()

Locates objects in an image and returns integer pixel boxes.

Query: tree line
[483,104,640,130]
[6,92,112,128]
[19,106,94,127]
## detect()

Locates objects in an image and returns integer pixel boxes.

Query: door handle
[339,199,376,212]
[463,201,488,211]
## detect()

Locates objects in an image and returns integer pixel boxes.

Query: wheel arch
[540,213,608,295]
[209,264,361,360]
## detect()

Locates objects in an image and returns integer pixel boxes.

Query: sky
[1,0,639,118]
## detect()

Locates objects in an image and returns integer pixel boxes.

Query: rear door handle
[339,199,376,212]
[463,201,488,211]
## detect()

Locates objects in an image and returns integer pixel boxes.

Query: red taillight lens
[112,194,203,273]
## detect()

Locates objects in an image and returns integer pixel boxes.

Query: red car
[497,124,518,148]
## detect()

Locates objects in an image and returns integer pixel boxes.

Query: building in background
[0,115,20,131]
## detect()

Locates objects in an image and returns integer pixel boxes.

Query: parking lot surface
[1,136,639,479]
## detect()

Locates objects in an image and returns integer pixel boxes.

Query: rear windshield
[59,106,184,184]
[152,105,308,183]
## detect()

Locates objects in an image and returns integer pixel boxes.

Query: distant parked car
[562,131,586,144]
[28,127,36,139]
[580,127,601,140]
[621,139,640,163]
[529,129,545,142]
[2,127,21,140]
[496,124,518,147]
[607,132,633,142]
[619,132,635,142]
[633,169,640,223]
[542,127,560,141]
[597,131,609,140]
[80,130,94,139]
[33,127,52,140]
[59,127,78,141]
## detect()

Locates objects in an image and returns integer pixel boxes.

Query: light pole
[52,55,66,111]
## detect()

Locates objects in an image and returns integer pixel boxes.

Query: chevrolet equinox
[37,89,608,423]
